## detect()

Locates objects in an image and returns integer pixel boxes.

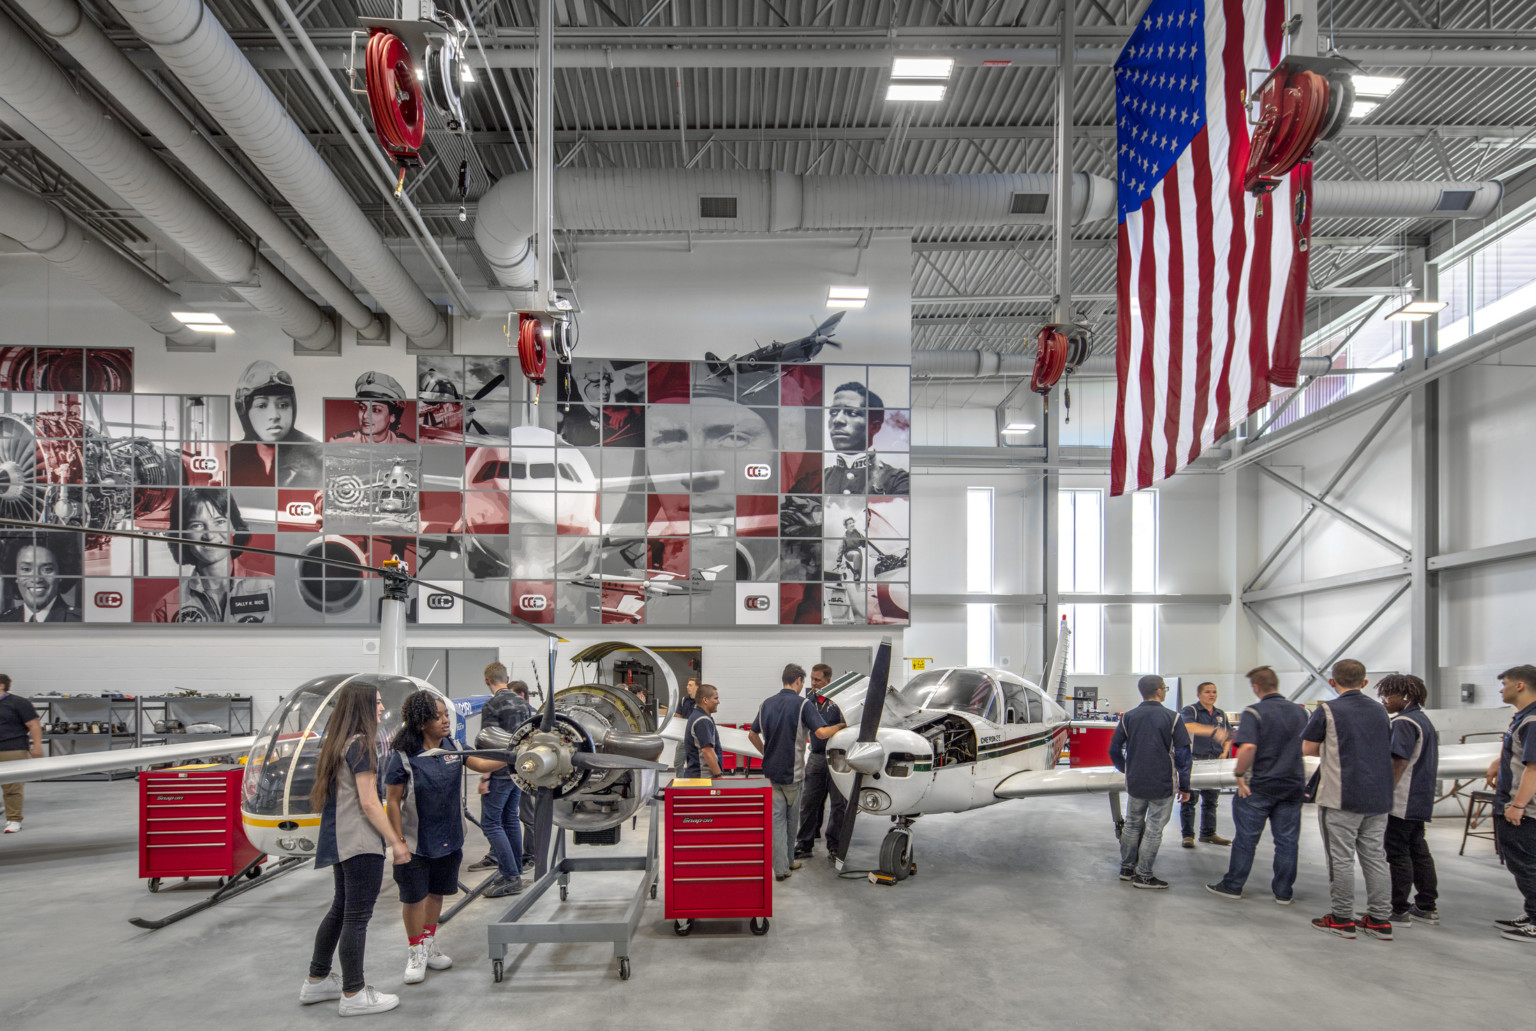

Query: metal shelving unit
[35,695,142,781]
[137,695,254,747]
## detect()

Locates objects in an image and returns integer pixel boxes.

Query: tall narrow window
[1059,489,1103,675]
[1131,490,1159,673]
[966,487,995,666]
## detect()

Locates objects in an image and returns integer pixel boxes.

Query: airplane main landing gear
[878,817,917,881]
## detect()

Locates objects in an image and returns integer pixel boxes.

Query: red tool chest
[138,765,264,890]
[1068,721,1119,768]
[664,780,773,935]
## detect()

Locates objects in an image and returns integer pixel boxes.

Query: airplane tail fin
[1045,615,1071,706]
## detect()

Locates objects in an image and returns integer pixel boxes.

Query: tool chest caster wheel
[148,878,161,893]
[673,919,693,936]
[750,917,770,935]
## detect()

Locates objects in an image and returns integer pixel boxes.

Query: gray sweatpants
[1318,806,1391,921]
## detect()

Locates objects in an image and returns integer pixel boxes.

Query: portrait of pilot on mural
[331,372,416,444]
[644,377,778,539]
[417,356,465,401]
[0,531,83,622]
[152,488,274,623]
[229,359,320,488]
[823,382,910,496]
[822,516,869,626]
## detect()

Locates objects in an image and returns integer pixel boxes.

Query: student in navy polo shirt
[1206,666,1308,903]
[1485,664,1536,944]
[683,683,724,778]
[671,677,701,776]
[1179,681,1233,848]
[797,663,849,859]
[385,690,506,985]
[1109,674,1192,889]
[1379,673,1440,926]
[748,663,847,881]
[1302,659,1395,940]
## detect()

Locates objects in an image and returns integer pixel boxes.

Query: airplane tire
[879,830,912,882]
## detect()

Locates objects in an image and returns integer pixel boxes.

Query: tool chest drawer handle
[672,843,761,849]
[149,829,229,837]
[673,876,764,883]
[670,827,764,834]
[674,859,764,866]
[146,842,228,849]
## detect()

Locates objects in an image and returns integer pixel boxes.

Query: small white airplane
[814,629,1503,882]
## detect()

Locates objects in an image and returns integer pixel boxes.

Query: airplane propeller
[830,636,893,870]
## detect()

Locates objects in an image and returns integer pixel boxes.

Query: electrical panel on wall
[0,346,910,628]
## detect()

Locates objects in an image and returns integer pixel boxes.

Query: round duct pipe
[474,169,1117,290]
[18,0,384,341]
[0,180,208,348]
[0,8,335,350]
[105,0,448,349]
[1313,180,1502,220]
[913,351,1335,379]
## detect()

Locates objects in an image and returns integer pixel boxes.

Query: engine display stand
[485,798,660,983]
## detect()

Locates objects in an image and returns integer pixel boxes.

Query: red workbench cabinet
[664,780,773,934]
[138,765,264,888]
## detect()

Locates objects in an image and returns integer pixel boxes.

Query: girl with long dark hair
[301,683,409,1017]
[384,690,504,984]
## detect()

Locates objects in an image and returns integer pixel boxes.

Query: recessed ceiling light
[1351,75,1404,99]
[191,324,235,335]
[891,58,954,79]
[886,83,946,103]
[1350,100,1379,119]
[1003,421,1037,432]
[827,286,869,309]
[1386,300,1448,322]
[172,311,233,333]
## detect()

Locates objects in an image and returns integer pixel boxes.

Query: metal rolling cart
[664,780,773,936]
[485,796,661,983]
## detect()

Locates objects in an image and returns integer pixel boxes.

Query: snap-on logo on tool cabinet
[681,818,714,824]
[285,501,315,518]
[519,594,548,612]
[190,455,220,474]
[93,591,123,608]
[743,463,771,480]
[743,594,770,611]
[426,593,455,610]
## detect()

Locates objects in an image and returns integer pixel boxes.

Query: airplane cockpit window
[508,462,527,479]
[557,462,580,482]
[899,669,1002,723]
[474,461,509,483]
[1026,688,1044,723]
[532,463,556,479]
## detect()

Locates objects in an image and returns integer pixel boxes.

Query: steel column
[536,0,554,307]
[1410,252,1441,702]
[1043,0,1073,664]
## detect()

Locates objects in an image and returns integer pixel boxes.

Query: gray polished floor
[0,779,1527,1030]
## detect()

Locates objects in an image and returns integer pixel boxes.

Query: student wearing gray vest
[1206,666,1308,903]
[1379,673,1439,926]
[1109,675,1192,889]
[1302,659,1394,941]
[1486,664,1536,944]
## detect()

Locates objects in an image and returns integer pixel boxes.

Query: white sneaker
[403,943,427,984]
[338,986,399,1017]
[4,821,20,833]
[424,934,453,970]
[299,972,343,1005]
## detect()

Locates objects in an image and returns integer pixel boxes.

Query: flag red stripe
[1136,193,1161,491]
[1160,162,1186,482]
[1112,222,1134,497]
[1187,130,1217,464]
[1212,0,1252,440]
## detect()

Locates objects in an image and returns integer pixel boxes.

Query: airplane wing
[0,736,257,786]
[657,717,761,758]
[993,741,1502,800]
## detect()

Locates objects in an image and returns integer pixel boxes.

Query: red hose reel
[517,314,547,388]
[1244,60,1354,196]
[365,30,426,193]
[1031,325,1089,396]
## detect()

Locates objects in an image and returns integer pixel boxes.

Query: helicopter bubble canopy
[241,672,440,857]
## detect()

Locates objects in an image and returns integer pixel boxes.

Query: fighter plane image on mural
[703,309,845,377]
[817,622,1505,883]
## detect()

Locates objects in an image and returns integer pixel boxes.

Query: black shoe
[1501,923,1536,943]
[775,873,791,882]
[1132,875,1169,890]
[1358,916,1393,941]
[1388,909,1412,925]
[793,848,814,860]
[522,856,536,870]
[1312,913,1356,938]
[483,876,524,898]
[1205,882,1242,901]
[1119,866,1135,881]
[1493,914,1532,930]
[466,853,497,872]
[1407,906,1439,924]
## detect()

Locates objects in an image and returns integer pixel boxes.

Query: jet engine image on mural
[0,343,909,627]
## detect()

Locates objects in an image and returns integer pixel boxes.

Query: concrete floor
[0,779,1528,1030]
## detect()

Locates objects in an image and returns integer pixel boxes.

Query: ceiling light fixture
[172,311,234,334]
[1349,100,1379,119]
[1003,421,1037,432]
[886,83,946,103]
[891,58,954,79]
[1386,300,1448,322]
[827,285,870,309]
[1351,75,1405,99]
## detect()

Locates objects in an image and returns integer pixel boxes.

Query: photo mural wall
[0,345,910,627]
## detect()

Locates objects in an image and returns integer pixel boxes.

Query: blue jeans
[771,782,801,878]
[483,776,523,881]
[1119,794,1175,878]
[1217,792,1302,899]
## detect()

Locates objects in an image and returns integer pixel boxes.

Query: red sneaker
[1312,913,1356,938]
[1358,916,1393,941]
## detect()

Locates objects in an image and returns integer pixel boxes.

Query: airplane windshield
[898,669,1001,722]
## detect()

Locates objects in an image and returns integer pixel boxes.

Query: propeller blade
[472,373,506,401]
[831,636,892,867]
[532,785,555,881]
[571,752,670,772]
[541,638,557,732]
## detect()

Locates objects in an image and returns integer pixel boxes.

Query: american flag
[1110,0,1313,496]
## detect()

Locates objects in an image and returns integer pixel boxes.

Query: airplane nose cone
[845,740,886,776]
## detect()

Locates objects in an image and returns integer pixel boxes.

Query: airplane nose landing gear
[877,816,917,882]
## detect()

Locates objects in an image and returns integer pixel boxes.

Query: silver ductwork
[1313,180,1502,220]
[913,351,1335,379]
[475,169,1118,289]
[0,180,207,348]
[17,0,384,341]
[106,0,449,349]
[0,9,334,350]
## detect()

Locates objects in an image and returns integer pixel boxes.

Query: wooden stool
[1460,790,1500,857]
